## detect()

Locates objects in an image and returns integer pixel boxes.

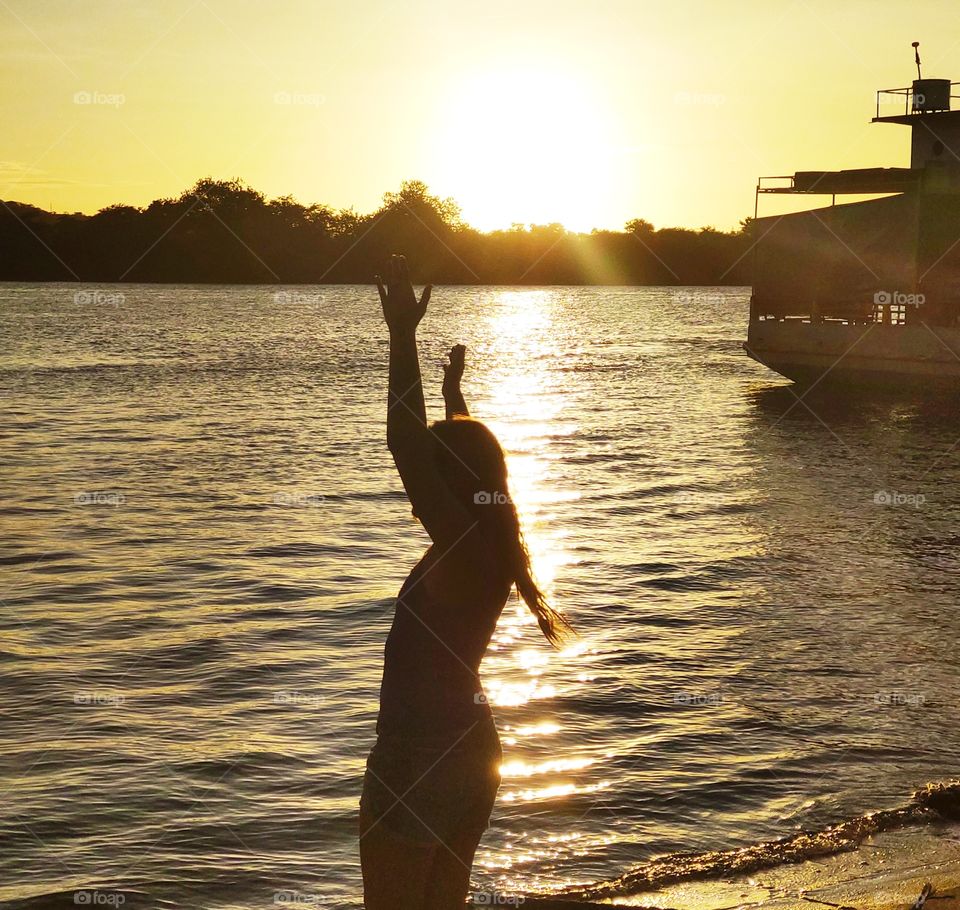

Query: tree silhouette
[0,178,753,286]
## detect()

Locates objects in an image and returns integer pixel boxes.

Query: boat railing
[874,302,910,326]
[875,83,960,118]
[756,175,795,192]
[750,300,913,326]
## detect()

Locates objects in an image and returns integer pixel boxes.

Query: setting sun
[430,65,621,231]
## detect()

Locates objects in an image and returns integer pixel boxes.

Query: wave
[556,780,960,901]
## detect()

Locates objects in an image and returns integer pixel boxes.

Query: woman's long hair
[430,416,572,647]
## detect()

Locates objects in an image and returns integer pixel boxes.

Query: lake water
[2,284,959,908]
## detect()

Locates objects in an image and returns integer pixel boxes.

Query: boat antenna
[913,41,922,79]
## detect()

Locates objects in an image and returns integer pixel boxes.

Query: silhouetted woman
[359,255,570,909]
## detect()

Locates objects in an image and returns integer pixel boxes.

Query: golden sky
[2,0,959,231]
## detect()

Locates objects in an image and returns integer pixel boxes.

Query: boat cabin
[750,69,960,329]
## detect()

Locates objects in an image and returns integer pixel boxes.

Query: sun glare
[430,66,618,232]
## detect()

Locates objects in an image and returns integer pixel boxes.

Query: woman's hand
[442,344,469,419]
[442,344,466,391]
[376,254,432,335]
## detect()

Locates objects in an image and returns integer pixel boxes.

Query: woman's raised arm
[376,255,475,549]
[376,255,430,450]
[442,344,469,419]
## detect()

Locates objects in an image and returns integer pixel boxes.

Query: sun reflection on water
[500,756,595,778]
[477,289,600,882]
[500,780,611,804]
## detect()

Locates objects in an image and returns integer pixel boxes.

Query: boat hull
[745,321,960,388]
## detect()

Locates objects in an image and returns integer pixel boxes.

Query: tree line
[0,178,754,285]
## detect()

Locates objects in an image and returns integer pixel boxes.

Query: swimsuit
[360,713,502,844]
[363,547,510,844]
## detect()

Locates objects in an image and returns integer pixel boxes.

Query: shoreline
[483,824,960,910]
[488,783,960,910]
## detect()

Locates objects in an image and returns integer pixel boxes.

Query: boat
[745,44,960,387]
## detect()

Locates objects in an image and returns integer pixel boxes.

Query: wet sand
[613,823,960,909]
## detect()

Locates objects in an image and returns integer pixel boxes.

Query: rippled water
[2,283,959,908]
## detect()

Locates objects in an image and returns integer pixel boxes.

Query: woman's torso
[377,543,512,737]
